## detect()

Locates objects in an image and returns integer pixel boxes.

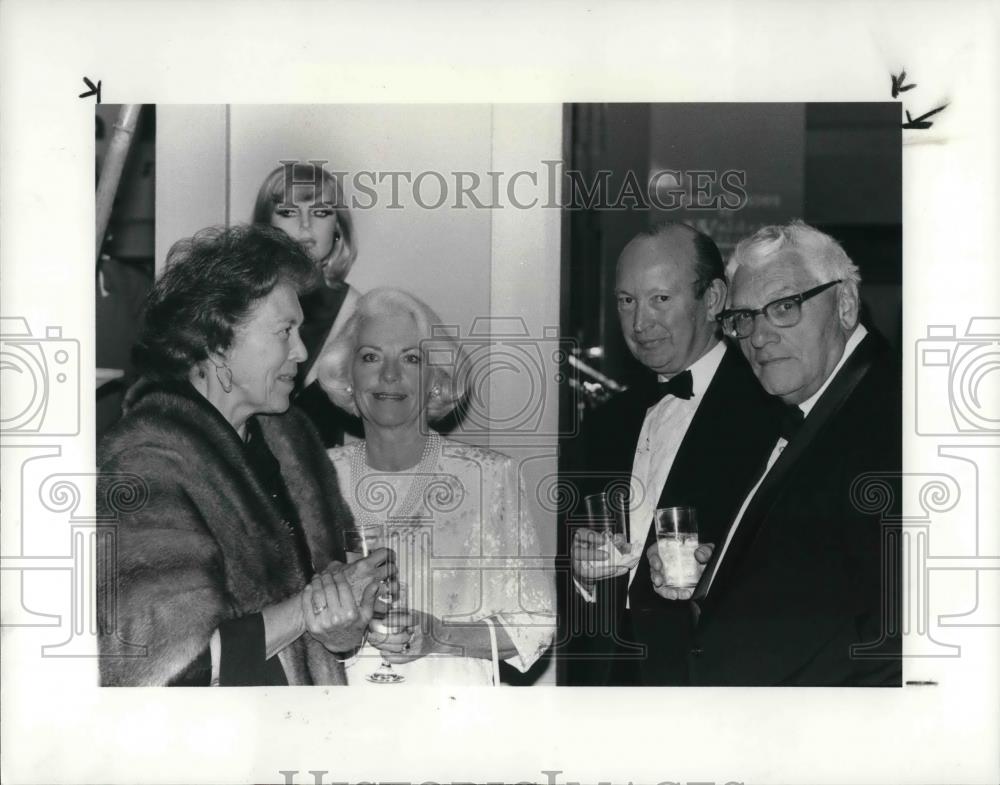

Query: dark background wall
[563,102,901,394]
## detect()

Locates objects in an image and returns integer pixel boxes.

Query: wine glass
[367,581,410,684]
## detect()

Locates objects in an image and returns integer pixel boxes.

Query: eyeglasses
[717,280,842,339]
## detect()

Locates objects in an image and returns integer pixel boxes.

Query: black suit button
[690,647,703,658]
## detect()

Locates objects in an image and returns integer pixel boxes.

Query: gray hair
[727,220,861,294]
[316,287,467,422]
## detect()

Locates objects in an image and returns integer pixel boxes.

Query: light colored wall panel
[227,104,494,341]
[488,104,563,684]
[154,105,228,271]
[154,104,563,682]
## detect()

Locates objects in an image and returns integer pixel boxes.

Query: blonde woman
[317,288,556,685]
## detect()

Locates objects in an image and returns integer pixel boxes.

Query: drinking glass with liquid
[367,581,410,684]
[653,506,700,589]
[342,524,385,563]
[582,491,631,557]
[342,524,395,620]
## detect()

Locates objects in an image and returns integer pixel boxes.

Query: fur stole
[97,379,353,686]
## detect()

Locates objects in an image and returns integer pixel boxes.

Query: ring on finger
[313,605,326,615]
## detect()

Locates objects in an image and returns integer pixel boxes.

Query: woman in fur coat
[97,224,402,686]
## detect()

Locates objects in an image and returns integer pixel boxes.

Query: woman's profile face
[351,312,433,432]
[223,281,307,420]
[268,194,342,273]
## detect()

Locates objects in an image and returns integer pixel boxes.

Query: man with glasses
[564,223,781,686]
[646,220,902,685]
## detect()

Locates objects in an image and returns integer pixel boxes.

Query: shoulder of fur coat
[97,381,352,686]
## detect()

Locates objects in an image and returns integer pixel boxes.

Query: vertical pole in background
[95,104,141,263]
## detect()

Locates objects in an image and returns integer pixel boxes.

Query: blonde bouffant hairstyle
[316,288,467,423]
[252,162,358,285]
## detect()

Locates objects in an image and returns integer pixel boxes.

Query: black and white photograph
[94,103,564,688]
[2,3,999,784]
[90,102,901,691]
[558,102,902,688]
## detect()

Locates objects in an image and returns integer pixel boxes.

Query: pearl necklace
[349,432,441,532]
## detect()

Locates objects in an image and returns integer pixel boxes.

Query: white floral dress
[327,436,556,685]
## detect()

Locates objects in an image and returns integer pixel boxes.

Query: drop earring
[215,363,233,393]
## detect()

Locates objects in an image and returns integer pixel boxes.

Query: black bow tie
[651,370,694,404]
[778,404,805,441]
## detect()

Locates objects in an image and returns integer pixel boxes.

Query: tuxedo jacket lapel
[653,348,753,520]
[628,350,734,606]
[697,333,879,607]
[567,342,781,685]
[629,346,777,607]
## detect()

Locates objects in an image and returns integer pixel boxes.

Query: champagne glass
[343,524,395,619]
[367,581,410,684]
[652,506,700,588]
[342,524,384,563]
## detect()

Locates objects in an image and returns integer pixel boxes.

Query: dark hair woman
[97,224,394,686]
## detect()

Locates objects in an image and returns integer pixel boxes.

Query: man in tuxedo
[563,223,780,686]
[647,220,902,686]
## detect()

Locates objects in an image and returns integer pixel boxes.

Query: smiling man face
[615,227,725,378]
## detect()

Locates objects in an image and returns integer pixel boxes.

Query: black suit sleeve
[561,394,644,686]
[838,403,903,685]
[218,614,289,687]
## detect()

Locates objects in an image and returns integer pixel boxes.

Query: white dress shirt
[704,324,868,594]
[577,339,727,603]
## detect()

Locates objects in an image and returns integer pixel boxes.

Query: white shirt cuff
[573,577,597,603]
[209,629,221,687]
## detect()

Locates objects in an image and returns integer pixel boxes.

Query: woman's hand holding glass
[366,581,413,683]
[365,611,414,657]
[338,545,398,616]
[369,607,447,664]
[301,549,396,653]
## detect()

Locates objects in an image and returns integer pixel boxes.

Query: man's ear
[704,278,728,322]
[837,281,860,331]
